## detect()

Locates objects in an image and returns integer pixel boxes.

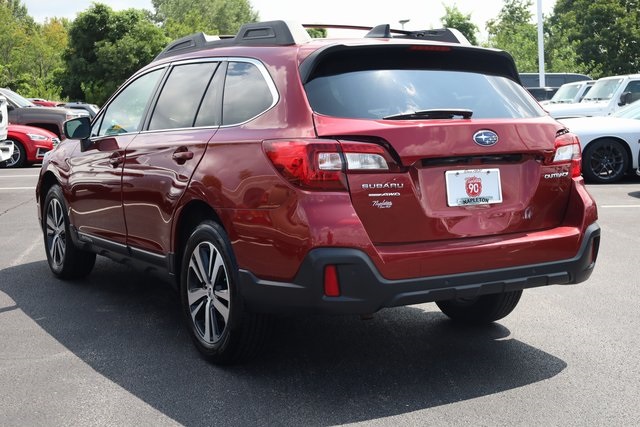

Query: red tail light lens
[263,139,398,190]
[323,265,340,297]
[263,140,346,190]
[553,132,582,178]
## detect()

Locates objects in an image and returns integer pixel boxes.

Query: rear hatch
[302,43,578,244]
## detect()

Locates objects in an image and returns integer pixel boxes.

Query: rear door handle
[172,149,194,164]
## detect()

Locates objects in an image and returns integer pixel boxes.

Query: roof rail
[302,23,471,45]
[155,21,471,61]
[155,20,312,61]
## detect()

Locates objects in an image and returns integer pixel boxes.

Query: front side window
[149,62,219,130]
[222,61,275,125]
[95,68,164,136]
[305,69,545,120]
[622,80,640,104]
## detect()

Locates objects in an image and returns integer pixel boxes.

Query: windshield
[549,83,580,103]
[612,100,640,119]
[305,69,545,119]
[582,78,622,102]
[0,88,35,108]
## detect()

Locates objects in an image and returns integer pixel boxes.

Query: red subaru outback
[36,21,600,363]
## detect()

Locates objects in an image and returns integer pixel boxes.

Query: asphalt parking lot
[1,166,639,426]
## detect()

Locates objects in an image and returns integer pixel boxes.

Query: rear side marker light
[324,265,340,297]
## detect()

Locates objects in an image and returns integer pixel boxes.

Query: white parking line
[0,187,35,190]
[9,236,41,268]
[600,205,640,208]
[0,175,39,178]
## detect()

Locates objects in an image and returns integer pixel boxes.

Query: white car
[540,80,595,106]
[559,100,640,183]
[0,140,14,163]
[547,74,640,118]
[0,94,11,163]
[0,94,7,141]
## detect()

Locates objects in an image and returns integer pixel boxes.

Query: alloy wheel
[45,198,66,269]
[588,142,625,181]
[186,241,231,344]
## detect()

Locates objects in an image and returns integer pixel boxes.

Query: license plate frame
[445,168,503,207]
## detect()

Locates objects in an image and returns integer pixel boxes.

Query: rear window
[305,69,545,120]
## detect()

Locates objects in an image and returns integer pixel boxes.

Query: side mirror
[64,117,91,139]
[619,91,632,106]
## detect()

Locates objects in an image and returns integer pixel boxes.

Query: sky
[22,0,557,41]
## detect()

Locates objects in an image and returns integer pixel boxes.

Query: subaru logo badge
[473,130,498,147]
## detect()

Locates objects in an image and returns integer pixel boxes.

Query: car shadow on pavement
[0,259,566,426]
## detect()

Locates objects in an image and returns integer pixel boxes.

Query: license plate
[445,169,503,207]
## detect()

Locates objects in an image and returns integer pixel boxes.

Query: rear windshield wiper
[383,109,473,120]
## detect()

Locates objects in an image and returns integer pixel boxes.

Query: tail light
[263,139,398,191]
[552,132,582,178]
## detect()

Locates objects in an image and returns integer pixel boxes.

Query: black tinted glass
[222,62,273,125]
[149,62,218,130]
[195,62,225,127]
[305,70,545,119]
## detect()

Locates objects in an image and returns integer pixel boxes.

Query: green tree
[12,18,69,99]
[543,15,589,75]
[486,0,538,72]
[0,1,28,86]
[0,0,32,25]
[306,28,327,38]
[152,0,258,39]
[440,5,478,45]
[549,0,640,77]
[58,4,169,104]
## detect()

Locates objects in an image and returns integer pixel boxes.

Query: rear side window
[222,61,274,125]
[305,69,545,120]
[149,62,219,130]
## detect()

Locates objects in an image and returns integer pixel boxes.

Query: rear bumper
[238,222,600,314]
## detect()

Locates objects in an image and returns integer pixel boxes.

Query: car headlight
[27,133,49,141]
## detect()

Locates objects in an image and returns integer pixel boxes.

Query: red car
[28,98,61,107]
[36,21,600,364]
[3,124,58,168]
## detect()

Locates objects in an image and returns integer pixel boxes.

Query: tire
[43,185,96,279]
[3,140,26,168]
[180,220,270,364]
[582,139,629,184]
[436,290,523,324]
